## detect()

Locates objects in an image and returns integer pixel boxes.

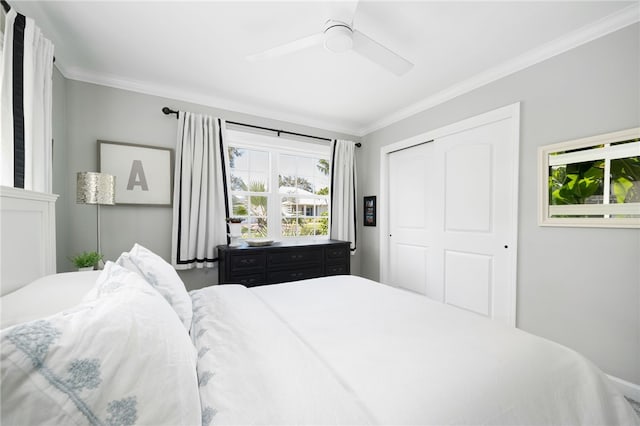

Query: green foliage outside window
[549,155,640,205]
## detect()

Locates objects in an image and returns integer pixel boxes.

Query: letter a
[127,160,149,191]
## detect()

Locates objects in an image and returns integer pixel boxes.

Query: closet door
[384,105,519,326]
[387,142,436,295]
[433,118,516,325]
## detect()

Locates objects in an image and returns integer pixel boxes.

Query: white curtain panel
[1,8,54,193]
[171,111,231,270]
[330,139,357,253]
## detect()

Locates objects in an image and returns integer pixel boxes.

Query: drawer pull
[240,258,256,265]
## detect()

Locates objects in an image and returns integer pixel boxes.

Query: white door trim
[379,103,520,326]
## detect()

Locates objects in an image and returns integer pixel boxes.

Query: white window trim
[226,129,331,241]
[538,127,640,228]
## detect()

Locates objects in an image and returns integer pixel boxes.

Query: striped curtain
[330,139,357,253]
[171,111,231,270]
[1,8,54,193]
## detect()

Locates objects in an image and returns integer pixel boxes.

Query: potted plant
[70,251,103,271]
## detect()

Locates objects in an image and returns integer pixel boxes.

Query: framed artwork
[99,140,173,206]
[364,195,376,227]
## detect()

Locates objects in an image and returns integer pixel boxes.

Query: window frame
[538,127,640,228]
[226,128,331,241]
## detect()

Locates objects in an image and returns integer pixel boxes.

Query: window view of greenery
[548,138,640,218]
[228,146,330,239]
[279,155,329,237]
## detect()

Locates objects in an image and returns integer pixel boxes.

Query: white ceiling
[11,1,639,136]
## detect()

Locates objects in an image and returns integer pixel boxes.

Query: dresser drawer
[268,266,322,283]
[267,248,322,266]
[325,245,348,262]
[230,253,266,272]
[229,273,266,287]
[325,263,349,275]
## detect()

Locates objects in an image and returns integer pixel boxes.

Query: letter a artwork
[127,160,149,191]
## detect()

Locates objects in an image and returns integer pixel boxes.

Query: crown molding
[56,64,361,138]
[54,3,639,139]
[358,3,640,136]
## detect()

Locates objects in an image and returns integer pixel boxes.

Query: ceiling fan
[246,2,413,76]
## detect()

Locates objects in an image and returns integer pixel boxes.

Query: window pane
[249,150,269,172]
[280,154,297,175]
[549,160,604,206]
[610,156,640,204]
[229,147,248,169]
[230,171,248,191]
[281,218,298,237]
[247,175,268,192]
[230,147,269,192]
[232,195,247,216]
[243,217,268,238]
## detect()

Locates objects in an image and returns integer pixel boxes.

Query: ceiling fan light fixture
[323,22,353,53]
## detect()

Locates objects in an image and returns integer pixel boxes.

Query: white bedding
[2,269,638,425]
[192,275,639,425]
[0,271,100,329]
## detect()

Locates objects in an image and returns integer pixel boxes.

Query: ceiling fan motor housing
[324,20,353,53]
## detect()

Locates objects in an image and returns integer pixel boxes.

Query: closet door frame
[379,103,520,326]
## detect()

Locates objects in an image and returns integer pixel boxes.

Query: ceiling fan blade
[352,30,413,76]
[246,32,324,62]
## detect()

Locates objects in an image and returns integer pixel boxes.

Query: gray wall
[53,80,360,289]
[52,68,69,273]
[358,24,640,384]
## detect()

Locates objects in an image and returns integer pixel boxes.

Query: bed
[1,244,638,425]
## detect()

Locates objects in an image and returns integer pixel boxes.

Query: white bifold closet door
[386,106,518,326]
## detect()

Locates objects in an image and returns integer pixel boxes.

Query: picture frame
[364,195,376,227]
[99,140,173,206]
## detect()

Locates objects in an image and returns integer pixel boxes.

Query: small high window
[539,127,640,228]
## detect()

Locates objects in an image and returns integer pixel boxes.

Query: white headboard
[0,186,58,296]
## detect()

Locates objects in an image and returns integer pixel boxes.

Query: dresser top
[217,239,349,251]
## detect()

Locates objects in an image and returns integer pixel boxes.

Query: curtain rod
[162,107,361,147]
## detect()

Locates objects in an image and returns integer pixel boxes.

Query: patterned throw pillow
[1,263,201,425]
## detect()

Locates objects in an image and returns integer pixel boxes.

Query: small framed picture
[364,196,376,227]
[99,140,173,206]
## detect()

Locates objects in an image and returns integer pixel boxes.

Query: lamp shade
[76,172,115,205]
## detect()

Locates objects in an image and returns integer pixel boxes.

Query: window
[227,129,330,240]
[539,127,640,228]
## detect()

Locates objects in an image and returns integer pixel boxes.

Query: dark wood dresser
[217,240,351,287]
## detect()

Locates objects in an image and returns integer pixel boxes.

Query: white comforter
[190,275,638,425]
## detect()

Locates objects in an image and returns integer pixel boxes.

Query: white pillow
[1,263,201,426]
[123,244,193,331]
[114,251,143,276]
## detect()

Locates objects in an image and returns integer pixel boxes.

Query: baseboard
[607,374,640,401]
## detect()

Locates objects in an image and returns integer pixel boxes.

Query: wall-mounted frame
[538,127,640,228]
[364,196,376,227]
[99,140,173,206]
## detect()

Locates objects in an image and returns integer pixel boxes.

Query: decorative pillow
[1,263,201,426]
[124,244,193,331]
